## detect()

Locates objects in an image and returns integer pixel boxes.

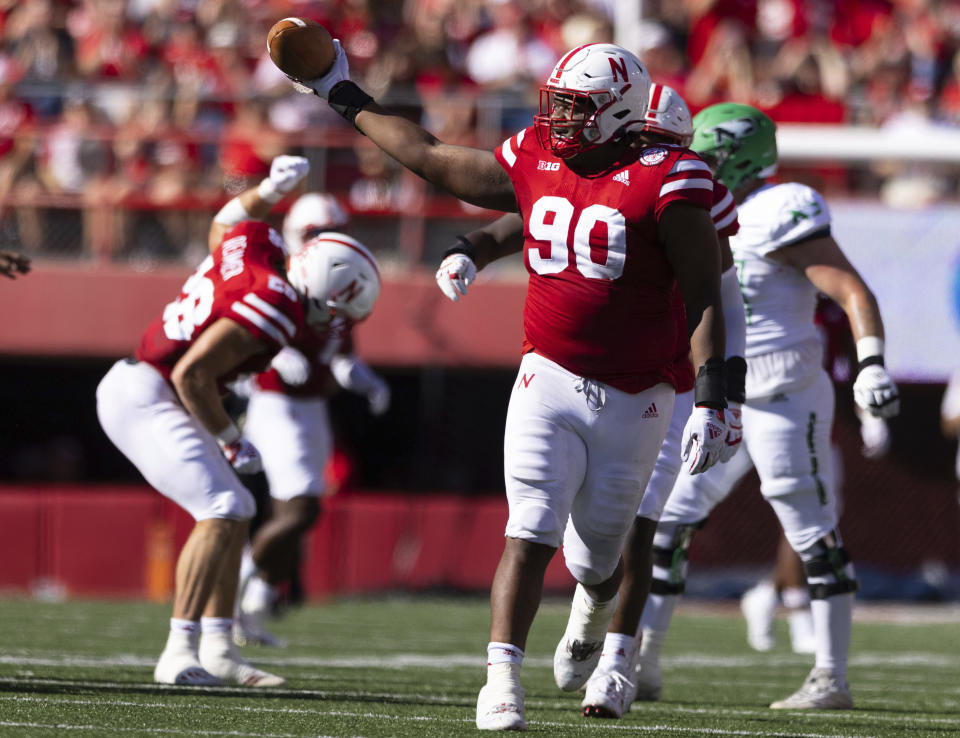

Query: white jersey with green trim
[732,181,831,359]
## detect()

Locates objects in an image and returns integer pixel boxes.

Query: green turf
[0,596,958,736]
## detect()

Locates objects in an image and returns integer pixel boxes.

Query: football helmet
[286,232,380,324]
[282,193,349,256]
[642,83,693,146]
[691,103,778,192]
[535,43,651,159]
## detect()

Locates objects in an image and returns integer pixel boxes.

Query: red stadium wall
[0,264,526,366]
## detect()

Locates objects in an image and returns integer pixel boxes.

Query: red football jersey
[495,128,715,393]
[254,318,356,397]
[670,177,741,393]
[135,221,305,384]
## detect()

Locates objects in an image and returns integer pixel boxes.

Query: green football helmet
[691,103,778,192]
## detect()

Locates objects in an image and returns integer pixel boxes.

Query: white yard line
[0,723,334,738]
[2,686,959,730]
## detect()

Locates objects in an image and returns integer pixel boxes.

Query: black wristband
[328,80,373,129]
[694,357,727,409]
[724,356,747,404]
[856,355,884,373]
[442,236,477,261]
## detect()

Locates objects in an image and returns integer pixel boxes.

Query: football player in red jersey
[291,43,730,729]
[434,83,749,721]
[96,155,371,687]
[235,193,387,647]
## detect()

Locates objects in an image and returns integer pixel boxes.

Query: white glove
[216,426,262,475]
[270,346,312,386]
[435,253,477,302]
[366,375,391,416]
[857,407,891,459]
[258,155,310,202]
[853,364,900,418]
[681,406,728,475]
[290,39,350,99]
[718,403,743,463]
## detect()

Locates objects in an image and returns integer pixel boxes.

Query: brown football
[267,18,335,81]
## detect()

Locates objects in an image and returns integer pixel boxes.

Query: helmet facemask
[535,87,613,159]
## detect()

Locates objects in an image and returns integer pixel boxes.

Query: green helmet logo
[691,103,778,192]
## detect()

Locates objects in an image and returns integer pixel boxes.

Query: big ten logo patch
[537,160,560,171]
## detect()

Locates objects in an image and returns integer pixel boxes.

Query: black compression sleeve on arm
[328,81,373,129]
[694,358,727,409]
[442,236,477,261]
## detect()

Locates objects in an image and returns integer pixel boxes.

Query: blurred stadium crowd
[2,0,960,262]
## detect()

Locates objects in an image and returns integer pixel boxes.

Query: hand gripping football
[267,18,335,81]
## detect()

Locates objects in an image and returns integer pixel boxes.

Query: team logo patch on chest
[537,160,561,171]
[639,147,668,166]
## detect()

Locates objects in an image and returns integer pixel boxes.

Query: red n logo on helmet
[332,279,361,304]
[609,56,628,83]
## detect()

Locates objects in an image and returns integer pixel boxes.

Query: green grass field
[0,596,957,737]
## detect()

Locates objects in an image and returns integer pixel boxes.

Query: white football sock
[639,592,679,636]
[201,617,233,634]
[597,632,636,672]
[487,642,524,667]
[811,592,853,681]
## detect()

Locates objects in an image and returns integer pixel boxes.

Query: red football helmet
[535,43,651,159]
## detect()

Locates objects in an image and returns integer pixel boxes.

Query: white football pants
[96,359,256,521]
[244,389,332,501]
[503,351,674,585]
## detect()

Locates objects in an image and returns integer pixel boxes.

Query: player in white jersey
[627,103,900,711]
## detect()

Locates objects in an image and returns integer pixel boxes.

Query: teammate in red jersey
[96,155,363,687]
[289,43,729,729]
[235,193,387,647]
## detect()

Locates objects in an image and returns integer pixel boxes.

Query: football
[267,18,335,81]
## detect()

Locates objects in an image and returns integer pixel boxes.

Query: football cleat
[741,580,777,652]
[770,668,853,709]
[581,667,635,719]
[153,651,221,686]
[199,632,286,687]
[476,680,526,731]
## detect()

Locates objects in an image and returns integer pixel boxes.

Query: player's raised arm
[208,156,311,252]
[291,45,517,212]
[770,233,899,418]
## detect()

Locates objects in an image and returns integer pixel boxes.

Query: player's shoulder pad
[749,182,830,248]
[496,126,535,169]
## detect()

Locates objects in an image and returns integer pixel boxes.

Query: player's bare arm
[460,212,525,270]
[208,156,311,251]
[170,317,269,436]
[769,234,884,342]
[659,203,725,367]
[353,101,517,211]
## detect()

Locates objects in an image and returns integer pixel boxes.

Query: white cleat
[770,668,853,709]
[631,658,662,704]
[741,581,777,652]
[581,667,634,719]
[153,651,221,686]
[554,587,618,691]
[788,610,816,654]
[199,633,286,687]
[476,681,526,731]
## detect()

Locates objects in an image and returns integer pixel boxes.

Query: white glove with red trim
[216,426,262,474]
[718,403,743,463]
[681,406,727,475]
[435,253,477,302]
